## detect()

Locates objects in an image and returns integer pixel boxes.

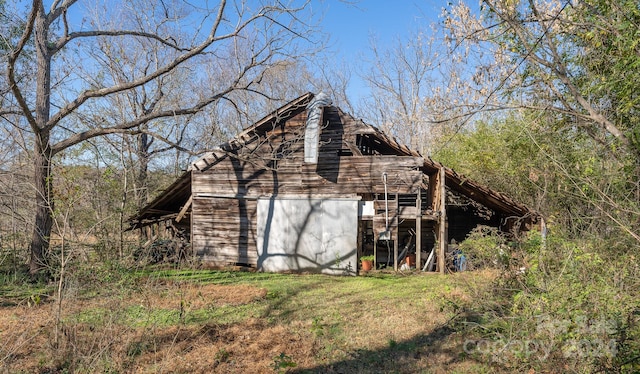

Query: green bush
[458,226,511,270]
[458,229,640,372]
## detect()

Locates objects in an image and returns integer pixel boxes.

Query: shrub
[457,226,511,271]
[457,229,640,372]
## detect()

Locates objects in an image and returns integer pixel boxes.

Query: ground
[0,268,501,373]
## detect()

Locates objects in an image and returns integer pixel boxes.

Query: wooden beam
[357,220,363,270]
[438,167,447,275]
[176,195,193,223]
[373,234,377,270]
[416,191,422,271]
[428,170,438,211]
[393,194,398,271]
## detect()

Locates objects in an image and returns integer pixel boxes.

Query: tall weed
[458,229,640,372]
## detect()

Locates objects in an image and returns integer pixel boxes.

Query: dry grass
[0,269,499,373]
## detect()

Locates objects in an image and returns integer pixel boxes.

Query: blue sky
[57,0,447,97]
[322,1,443,54]
[317,1,446,100]
[34,0,450,104]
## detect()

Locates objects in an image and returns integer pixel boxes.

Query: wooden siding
[193,110,424,198]
[190,107,426,266]
[192,196,258,266]
[192,156,422,197]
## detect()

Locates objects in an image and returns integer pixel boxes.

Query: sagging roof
[341,110,534,218]
[130,92,539,227]
[129,93,314,227]
[129,171,191,227]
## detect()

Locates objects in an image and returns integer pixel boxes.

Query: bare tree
[358,26,485,156]
[439,0,640,242]
[361,31,437,153]
[3,0,316,275]
[80,20,203,207]
[441,0,637,153]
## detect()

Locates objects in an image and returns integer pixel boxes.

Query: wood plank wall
[192,196,258,266]
[191,107,424,266]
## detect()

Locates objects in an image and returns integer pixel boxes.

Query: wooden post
[373,233,377,270]
[357,220,363,269]
[438,167,447,275]
[416,190,422,271]
[428,171,438,210]
[427,171,438,272]
[393,194,398,271]
[176,195,192,223]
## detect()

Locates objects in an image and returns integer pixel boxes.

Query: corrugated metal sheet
[256,197,358,275]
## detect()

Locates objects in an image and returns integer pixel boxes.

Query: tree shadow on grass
[258,277,327,323]
[291,315,498,374]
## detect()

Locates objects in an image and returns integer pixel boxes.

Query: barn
[129,92,539,275]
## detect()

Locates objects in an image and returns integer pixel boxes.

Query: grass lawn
[0,267,499,373]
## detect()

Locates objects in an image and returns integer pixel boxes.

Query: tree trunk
[29,134,53,275]
[29,3,53,276]
[135,130,150,208]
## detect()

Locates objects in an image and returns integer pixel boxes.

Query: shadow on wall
[315,107,343,183]
[256,197,358,275]
[229,156,262,265]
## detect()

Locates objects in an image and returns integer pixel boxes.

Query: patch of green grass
[185,303,264,325]
[123,305,179,327]
[0,285,52,305]
[138,268,291,285]
[214,348,230,363]
[69,301,266,328]
[271,352,297,373]
[0,269,54,306]
[68,304,177,327]
[68,306,116,325]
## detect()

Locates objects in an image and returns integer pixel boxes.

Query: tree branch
[6,0,39,130]
[51,89,230,153]
[135,129,200,156]
[48,0,77,27]
[45,0,277,132]
[52,29,187,53]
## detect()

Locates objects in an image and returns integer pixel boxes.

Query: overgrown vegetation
[417,1,640,371]
[2,0,639,372]
[434,113,640,372]
[1,262,498,373]
[452,229,640,372]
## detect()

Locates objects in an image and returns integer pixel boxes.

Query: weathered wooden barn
[130,93,539,275]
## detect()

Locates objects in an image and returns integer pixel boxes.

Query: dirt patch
[0,303,56,373]
[125,319,316,373]
[130,282,268,310]
[57,282,267,317]
[0,283,270,373]
[0,314,316,373]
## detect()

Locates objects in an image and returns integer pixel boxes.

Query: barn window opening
[398,194,417,207]
[356,134,397,155]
